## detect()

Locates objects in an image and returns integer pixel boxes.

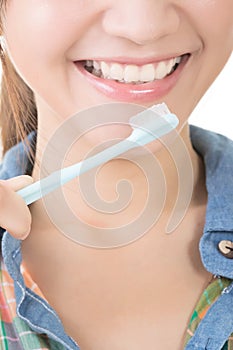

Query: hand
[0,175,34,240]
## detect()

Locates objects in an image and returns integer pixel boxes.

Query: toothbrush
[17,103,179,205]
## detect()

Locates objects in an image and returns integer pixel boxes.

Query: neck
[22,118,208,307]
[29,117,206,237]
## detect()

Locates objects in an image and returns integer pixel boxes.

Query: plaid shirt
[0,259,67,349]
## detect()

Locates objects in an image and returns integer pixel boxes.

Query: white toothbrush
[17,103,179,205]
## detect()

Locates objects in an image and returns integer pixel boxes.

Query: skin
[2,0,232,229]
[1,0,233,348]
[0,176,33,238]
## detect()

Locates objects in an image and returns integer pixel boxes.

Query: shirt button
[218,240,233,259]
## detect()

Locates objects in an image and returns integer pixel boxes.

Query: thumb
[0,175,34,240]
[4,175,34,191]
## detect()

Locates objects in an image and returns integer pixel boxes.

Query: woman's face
[2,0,233,125]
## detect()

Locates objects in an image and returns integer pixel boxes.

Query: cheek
[186,0,233,48]
[3,1,90,83]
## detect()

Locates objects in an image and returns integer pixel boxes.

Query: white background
[189,53,233,138]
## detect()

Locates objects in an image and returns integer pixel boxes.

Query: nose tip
[102,2,180,46]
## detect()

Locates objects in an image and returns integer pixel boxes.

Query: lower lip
[74,55,190,103]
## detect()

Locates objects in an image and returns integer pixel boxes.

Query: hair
[0,0,37,164]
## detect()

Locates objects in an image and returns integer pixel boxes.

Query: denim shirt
[0,124,233,350]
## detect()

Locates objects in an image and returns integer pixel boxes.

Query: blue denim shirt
[1,124,233,350]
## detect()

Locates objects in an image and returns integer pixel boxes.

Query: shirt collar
[0,131,36,180]
[1,125,233,277]
[189,125,233,232]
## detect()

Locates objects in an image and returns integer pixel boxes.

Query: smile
[74,54,190,102]
[83,56,183,84]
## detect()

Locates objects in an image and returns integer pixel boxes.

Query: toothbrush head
[128,103,179,146]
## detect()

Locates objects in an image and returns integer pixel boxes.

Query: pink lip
[74,54,190,103]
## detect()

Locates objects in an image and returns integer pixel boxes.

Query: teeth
[86,60,93,67]
[93,61,101,70]
[155,61,168,79]
[124,65,139,83]
[140,64,155,82]
[85,56,182,83]
[101,61,110,78]
[92,61,101,77]
[165,58,175,75]
[110,63,124,80]
[175,56,182,64]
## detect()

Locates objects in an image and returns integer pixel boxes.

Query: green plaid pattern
[0,260,67,349]
[183,276,233,349]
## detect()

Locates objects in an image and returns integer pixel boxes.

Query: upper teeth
[85,57,182,83]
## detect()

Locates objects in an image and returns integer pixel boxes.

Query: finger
[4,175,34,191]
[0,181,32,239]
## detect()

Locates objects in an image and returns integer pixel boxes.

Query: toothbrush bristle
[128,102,179,145]
[129,102,173,127]
[150,102,171,116]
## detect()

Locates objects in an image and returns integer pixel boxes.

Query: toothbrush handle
[17,138,136,205]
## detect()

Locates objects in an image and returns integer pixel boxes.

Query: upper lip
[74,53,190,66]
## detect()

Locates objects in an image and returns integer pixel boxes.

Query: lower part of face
[3,0,233,149]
